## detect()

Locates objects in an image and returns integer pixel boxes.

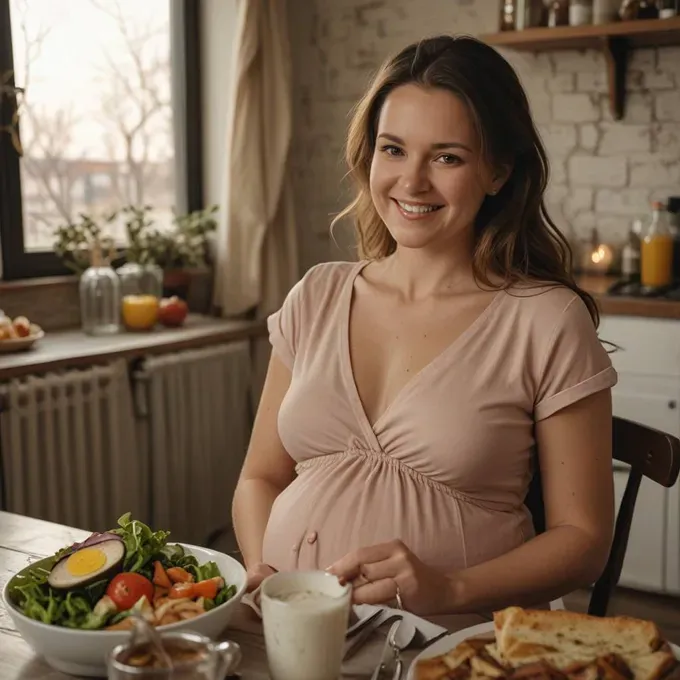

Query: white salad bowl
[1,543,247,677]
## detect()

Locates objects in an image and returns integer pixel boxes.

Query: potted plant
[53,212,119,274]
[153,205,218,299]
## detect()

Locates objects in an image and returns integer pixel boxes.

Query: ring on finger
[394,581,404,611]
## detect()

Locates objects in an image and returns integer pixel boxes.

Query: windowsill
[0,275,78,292]
[0,314,267,380]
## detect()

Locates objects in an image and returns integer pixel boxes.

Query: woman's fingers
[327,541,402,583]
[351,578,398,606]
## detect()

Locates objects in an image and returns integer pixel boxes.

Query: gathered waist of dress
[294,447,523,515]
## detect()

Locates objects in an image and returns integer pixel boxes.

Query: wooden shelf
[480,17,680,120]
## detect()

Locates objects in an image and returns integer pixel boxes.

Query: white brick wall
[287,0,680,268]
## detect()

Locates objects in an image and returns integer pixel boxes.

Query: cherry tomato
[106,573,154,611]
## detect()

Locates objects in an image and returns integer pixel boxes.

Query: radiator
[133,341,252,547]
[0,360,147,532]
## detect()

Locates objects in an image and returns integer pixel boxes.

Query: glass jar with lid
[569,0,594,25]
[116,262,163,331]
[79,242,121,336]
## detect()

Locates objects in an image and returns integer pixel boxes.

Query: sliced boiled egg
[48,538,125,590]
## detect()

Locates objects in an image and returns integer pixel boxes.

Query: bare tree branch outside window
[9,0,175,251]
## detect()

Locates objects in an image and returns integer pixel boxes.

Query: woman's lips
[392,198,444,220]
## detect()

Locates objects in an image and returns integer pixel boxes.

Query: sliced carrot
[153,561,172,589]
[153,586,169,603]
[192,577,224,601]
[166,567,194,584]
[194,578,222,600]
[169,582,196,599]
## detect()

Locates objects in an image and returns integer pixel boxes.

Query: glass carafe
[79,243,121,336]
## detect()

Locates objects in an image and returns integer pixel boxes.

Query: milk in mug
[260,571,351,680]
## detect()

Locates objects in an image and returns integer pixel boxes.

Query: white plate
[407,622,680,680]
[0,330,45,353]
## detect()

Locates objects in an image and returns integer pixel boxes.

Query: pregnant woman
[232,34,617,622]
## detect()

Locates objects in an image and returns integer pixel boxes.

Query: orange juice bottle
[640,202,674,289]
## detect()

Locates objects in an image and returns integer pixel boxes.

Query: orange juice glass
[122,295,159,331]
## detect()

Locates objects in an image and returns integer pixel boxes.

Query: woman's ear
[488,163,513,196]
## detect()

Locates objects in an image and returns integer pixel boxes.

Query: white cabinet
[598,315,680,595]
[613,466,667,591]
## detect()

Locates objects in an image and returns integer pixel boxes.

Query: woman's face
[369,84,502,254]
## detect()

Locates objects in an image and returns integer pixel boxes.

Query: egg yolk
[65,547,107,576]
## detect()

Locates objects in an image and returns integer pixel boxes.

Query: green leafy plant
[129,205,218,270]
[53,212,117,273]
[53,204,218,274]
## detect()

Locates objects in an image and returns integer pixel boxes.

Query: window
[0,0,202,279]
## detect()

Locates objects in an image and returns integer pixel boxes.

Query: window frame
[0,0,203,281]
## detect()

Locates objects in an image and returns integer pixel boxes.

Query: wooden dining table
[0,511,429,679]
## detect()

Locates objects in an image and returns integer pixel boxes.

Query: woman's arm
[232,353,296,570]
[328,389,615,615]
[448,388,614,612]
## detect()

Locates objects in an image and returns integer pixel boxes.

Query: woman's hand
[326,540,456,616]
[246,562,277,592]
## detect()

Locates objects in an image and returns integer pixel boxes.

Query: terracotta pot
[162,269,192,301]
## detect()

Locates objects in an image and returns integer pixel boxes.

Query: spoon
[128,614,172,669]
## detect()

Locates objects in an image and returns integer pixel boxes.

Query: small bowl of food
[1,513,247,677]
[0,312,44,353]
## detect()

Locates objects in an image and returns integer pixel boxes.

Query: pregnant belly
[261,452,529,573]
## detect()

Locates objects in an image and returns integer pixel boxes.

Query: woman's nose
[400,160,431,194]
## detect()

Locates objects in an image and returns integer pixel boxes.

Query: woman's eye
[380,144,404,157]
[437,154,463,165]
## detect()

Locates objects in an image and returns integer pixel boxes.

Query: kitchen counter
[578,275,680,321]
[0,314,266,381]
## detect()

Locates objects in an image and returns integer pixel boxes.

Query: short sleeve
[267,278,304,371]
[534,296,618,422]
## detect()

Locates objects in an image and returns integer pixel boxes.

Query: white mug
[260,570,352,680]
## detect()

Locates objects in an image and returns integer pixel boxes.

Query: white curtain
[212,0,299,318]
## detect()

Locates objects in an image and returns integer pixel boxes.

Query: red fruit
[158,297,188,327]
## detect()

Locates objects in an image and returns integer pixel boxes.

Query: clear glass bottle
[621,219,642,282]
[641,202,674,289]
[116,262,163,332]
[548,0,570,25]
[569,0,594,25]
[79,242,121,336]
[117,262,163,299]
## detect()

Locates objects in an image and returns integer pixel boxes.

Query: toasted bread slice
[493,607,672,680]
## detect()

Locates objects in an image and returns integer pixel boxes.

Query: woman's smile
[391,198,445,220]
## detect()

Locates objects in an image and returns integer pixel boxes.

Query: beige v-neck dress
[262,260,617,575]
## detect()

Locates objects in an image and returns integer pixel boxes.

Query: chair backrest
[525,415,680,617]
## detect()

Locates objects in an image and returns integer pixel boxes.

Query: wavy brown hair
[332,34,599,326]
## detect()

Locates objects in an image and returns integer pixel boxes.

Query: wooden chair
[525,416,680,617]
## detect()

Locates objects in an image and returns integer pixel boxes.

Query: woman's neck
[378,244,478,301]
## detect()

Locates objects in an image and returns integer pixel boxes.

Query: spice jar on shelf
[570,0,594,25]
[548,0,570,26]
[659,0,677,17]
[593,0,620,23]
[500,0,518,30]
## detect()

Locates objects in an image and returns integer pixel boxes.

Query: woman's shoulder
[277,260,362,318]
[504,280,594,326]
[290,259,363,304]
